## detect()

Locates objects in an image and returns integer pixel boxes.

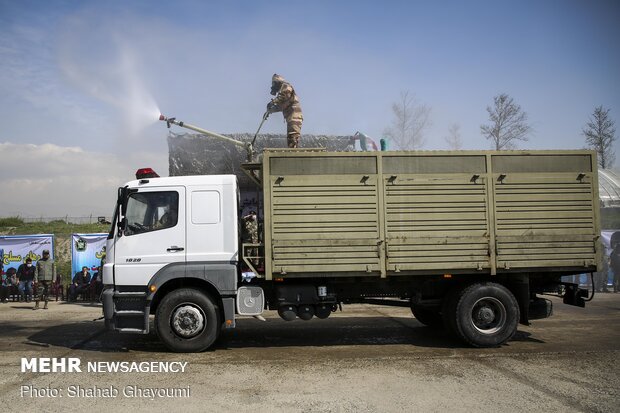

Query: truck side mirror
[117,217,127,237]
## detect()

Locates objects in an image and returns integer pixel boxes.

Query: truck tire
[410,304,443,328]
[441,286,463,335]
[452,282,519,348]
[155,288,221,352]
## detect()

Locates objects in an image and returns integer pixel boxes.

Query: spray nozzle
[159,114,176,128]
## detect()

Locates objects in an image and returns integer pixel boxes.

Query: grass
[0,217,109,237]
[1,217,109,285]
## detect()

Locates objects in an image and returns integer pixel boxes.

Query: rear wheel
[442,286,463,335]
[155,288,221,352]
[451,282,519,347]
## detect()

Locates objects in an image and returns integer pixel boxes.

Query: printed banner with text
[0,235,55,272]
[71,234,107,280]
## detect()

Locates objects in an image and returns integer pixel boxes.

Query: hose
[584,272,595,302]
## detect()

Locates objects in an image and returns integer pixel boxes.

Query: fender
[147,261,238,300]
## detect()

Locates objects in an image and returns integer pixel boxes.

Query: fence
[20,216,111,225]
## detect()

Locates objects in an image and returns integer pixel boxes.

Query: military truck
[102,149,600,352]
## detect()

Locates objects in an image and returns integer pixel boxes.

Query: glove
[266,102,277,113]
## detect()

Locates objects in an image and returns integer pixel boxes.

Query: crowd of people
[0,250,104,308]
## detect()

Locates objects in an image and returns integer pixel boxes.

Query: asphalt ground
[0,294,618,412]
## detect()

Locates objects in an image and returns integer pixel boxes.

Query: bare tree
[583,105,616,169]
[384,91,431,150]
[480,93,532,150]
[444,123,463,150]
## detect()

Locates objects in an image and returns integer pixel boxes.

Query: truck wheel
[315,304,332,319]
[410,304,442,327]
[155,288,221,352]
[453,282,519,348]
[441,286,463,335]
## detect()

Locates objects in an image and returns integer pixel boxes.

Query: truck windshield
[124,191,179,236]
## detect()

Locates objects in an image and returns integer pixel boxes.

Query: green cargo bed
[261,150,600,280]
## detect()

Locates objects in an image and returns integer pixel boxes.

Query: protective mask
[27,264,32,268]
[270,83,279,96]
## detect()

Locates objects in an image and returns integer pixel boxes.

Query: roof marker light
[136,168,160,179]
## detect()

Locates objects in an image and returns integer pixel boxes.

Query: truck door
[114,186,186,286]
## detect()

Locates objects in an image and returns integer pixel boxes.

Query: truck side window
[124,191,179,236]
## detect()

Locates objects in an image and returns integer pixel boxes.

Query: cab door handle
[167,246,184,252]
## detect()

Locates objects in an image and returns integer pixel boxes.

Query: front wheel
[155,288,221,352]
[451,282,519,348]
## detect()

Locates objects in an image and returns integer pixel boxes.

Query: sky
[0,0,619,217]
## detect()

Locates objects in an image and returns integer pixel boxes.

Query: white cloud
[0,142,167,217]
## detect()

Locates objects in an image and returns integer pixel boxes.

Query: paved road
[0,294,618,412]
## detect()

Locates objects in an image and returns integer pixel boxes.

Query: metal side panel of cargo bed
[264,152,384,278]
[490,153,600,271]
[262,149,600,280]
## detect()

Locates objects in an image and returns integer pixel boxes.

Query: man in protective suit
[267,74,303,148]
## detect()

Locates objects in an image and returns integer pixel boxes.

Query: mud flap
[102,288,115,330]
[563,284,588,308]
[528,297,553,320]
[222,297,236,328]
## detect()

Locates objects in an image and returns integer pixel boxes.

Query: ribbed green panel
[494,173,597,268]
[384,174,490,271]
[270,174,381,274]
[262,150,599,278]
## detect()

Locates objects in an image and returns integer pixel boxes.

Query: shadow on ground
[15,316,544,353]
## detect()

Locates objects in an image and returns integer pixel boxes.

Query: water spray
[159,114,254,161]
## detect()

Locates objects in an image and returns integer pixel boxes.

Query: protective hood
[272,73,286,84]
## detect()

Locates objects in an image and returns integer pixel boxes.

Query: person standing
[610,243,620,293]
[34,249,56,310]
[595,238,610,292]
[0,259,8,303]
[242,211,259,266]
[17,258,36,302]
[267,74,303,148]
[93,246,107,300]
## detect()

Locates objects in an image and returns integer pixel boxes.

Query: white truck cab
[102,172,249,352]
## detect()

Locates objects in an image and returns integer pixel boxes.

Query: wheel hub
[171,305,205,338]
[471,297,506,335]
[476,307,495,323]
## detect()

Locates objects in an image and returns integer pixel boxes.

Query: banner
[0,235,54,272]
[71,233,107,280]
